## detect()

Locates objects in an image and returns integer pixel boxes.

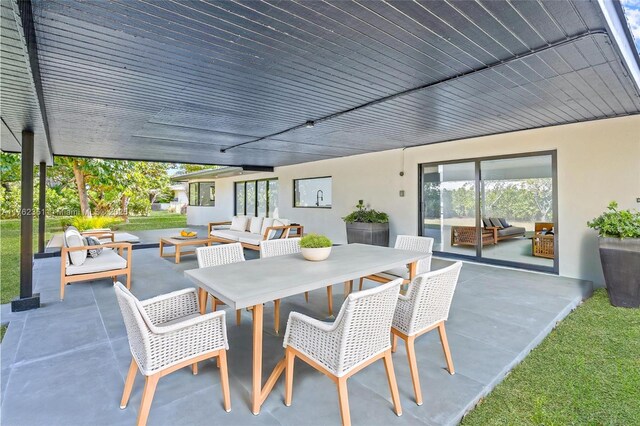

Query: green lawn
[0,211,186,304]
[462,289,640,425]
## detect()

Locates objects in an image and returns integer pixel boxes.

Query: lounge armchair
[60,226,132,300]
[207,216,303,251]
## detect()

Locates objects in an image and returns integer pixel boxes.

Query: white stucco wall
[195,115,640,285]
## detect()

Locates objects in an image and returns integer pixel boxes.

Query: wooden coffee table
[159,236,214,264]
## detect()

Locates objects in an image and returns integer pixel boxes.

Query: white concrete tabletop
[184,243,428,310]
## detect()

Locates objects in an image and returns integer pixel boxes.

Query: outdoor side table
[159,236,214,264]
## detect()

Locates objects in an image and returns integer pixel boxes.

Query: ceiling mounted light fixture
[305,120,315,128]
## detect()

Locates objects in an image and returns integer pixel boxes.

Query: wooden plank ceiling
[2,0,640,166]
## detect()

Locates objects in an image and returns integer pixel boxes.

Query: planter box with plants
[588,201,640,308]
[300,234,332,261]
[342,200,389,247]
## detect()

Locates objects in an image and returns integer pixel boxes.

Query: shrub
[587,201,640,238]
[67,216,124,232]
[300,233,332,248]
[342,200,389,224]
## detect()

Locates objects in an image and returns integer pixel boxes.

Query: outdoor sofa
[451,218,526,247]
[208,216,303,251]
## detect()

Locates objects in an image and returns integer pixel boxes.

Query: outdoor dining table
[184,243,429,415]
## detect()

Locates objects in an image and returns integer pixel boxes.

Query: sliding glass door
[420,152,557,272]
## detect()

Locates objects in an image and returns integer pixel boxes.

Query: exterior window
[234,179,278,216]
[420,151,556,273]
[293,177,332,208]
[188,182,215,206]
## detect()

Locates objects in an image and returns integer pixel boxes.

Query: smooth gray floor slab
[0,248,592,426]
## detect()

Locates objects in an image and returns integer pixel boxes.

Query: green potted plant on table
[300,233,333,261]
[342,200,390,247]
[587,201,640,308]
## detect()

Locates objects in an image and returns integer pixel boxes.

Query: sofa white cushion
[66,249,126,275]
[230,216,250,232]
[239,233,264,246]
[249,217,264,234]
[260,218,274,237]
[64,228,87,266]
[211,230,247,241]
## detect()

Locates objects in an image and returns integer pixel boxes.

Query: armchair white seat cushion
[66,249,127,275]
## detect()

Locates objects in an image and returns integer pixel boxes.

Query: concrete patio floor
[0,248,592,426]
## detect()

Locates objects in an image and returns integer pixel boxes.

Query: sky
[622,0,640,53]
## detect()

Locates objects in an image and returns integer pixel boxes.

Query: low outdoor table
[159,236,214,264]
[184,243,429,415]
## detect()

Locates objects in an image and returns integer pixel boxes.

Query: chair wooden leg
[438,322,455,375]
[326,286,333,317]
[358,277,364,291]
[285,347,295,406]
[120,357,138,409]
[406,336,423,406]
[383,350,403,416]
[60,279,66,301]
[192,362,198,375]
[218,350,231,412]
[391,333,398,353]
[126,272,131,289]
[236,309,242,325]
[136,374,159,426]
[304,291,309,303]
[274,299,281,335]
[336,377,351,426]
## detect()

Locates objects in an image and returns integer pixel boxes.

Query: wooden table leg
[175,246,181,264]
[252,303,264,415]
[198,288,208,315]
[408,261,417,280]
[159,240,164,257]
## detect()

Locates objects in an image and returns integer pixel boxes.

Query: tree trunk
[121,194,129,222]
[72,160,91,217]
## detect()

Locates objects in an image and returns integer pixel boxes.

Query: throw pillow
[230,216,250,232]
[498,218,511,228]
[64,228,87,266]
[84,236,103,258]
[490,218,503,228]
[249,216,264,234]
[482,218,492,228]
[260,218,274,237]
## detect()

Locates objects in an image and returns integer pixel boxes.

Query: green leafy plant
[300,233,332,248]
[342,200,389,224]
[65,215,124,232]
[587,201,640,238]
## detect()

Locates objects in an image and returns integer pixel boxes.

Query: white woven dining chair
[260,238,335,317]
[358,235,434,290]
[196,243,245,326]
[114,282,230,426]
[283,279,404,426]
[391,261,462,406]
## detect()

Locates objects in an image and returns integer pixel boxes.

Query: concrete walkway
[0,249,592,426]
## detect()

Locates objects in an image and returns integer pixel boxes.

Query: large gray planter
[346,222,389,247]
[599,237,640,308]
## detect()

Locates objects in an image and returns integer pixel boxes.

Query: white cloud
[621,1,640,52]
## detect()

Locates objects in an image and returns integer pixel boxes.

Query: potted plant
[300,233,333,261]
[342,200,389,247]
[587,201,640,308]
